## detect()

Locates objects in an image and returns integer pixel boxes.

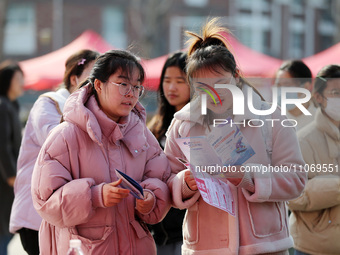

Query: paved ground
[8,234,26,255]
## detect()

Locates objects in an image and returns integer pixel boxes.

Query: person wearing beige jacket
[288,65,340,255]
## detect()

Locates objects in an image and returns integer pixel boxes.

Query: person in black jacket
[0,60,24,255]
[148,52,190,255]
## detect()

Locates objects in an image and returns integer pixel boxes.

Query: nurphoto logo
[199,84,312,128]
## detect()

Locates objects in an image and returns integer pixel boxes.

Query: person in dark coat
[0,60,24,255]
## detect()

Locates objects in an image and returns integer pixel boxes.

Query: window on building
[169,16,205,52]
[290,32,304,58]
[4,3,36,55]
[320,35,333,51]
[238,27,252,48]
[262,30,271,54]
[320,0,333,22]
[262,0,271,12]
[238,0,252,10]
[183,0,208,7]
[102,7,126,49]
[291,0,303,14]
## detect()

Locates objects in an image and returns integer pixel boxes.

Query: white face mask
[324,97,340,121]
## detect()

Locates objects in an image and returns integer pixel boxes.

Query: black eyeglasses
[110,81,144,98]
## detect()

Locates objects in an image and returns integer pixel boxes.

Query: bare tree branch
[129,0,172,58]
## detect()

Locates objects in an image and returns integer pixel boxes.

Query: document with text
[175,123,255,215]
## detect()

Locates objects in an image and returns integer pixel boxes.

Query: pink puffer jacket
[165,87,307,255]
[31,84,171,255]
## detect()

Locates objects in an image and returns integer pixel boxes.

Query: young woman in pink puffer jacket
[165,18,307,255]
[31,50,171,255]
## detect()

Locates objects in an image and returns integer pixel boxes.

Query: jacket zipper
[118,142,134,253]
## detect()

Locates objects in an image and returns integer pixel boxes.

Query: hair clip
[78,58,86,66]
[317,76,327,82]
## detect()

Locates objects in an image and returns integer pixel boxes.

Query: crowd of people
[0,17,339,255]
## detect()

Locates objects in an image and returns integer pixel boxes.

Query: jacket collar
[63,84,148,156]
[315,108,340,158]
[86,95,124,143]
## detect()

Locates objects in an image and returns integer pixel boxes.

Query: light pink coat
[31,85,171,255]
[10,88,70,233]
[165,86,307,255]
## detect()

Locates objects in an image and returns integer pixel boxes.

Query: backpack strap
[259,101,272,162]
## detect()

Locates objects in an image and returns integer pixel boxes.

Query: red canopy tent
[21,30,282,91]
[20,30,115,90]
[142,56,168,90]
[142,34,282,90]
[303,42,340,77]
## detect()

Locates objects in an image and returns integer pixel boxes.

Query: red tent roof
[21,30,282,91]
[20,30,115,90]
[303,42,340,77]
[141,56,168,91]
[142,34,282,90]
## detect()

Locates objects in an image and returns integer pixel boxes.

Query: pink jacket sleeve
[135,129,171,224]
[165,120,200,210]
[31,127,102,228]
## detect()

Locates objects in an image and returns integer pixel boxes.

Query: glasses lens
[119,83,130,96]
[117,82,144,98]
[329,90,340,97]
[138,86,144,97]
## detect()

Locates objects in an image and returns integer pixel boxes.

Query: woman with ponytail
[165,18,307,255]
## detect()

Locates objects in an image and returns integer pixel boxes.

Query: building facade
[1,0,339,61]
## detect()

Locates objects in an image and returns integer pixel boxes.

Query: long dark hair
[63,49,100,91]
[148,51,188,141]
[0,60,23,97]
[79,49,145,99]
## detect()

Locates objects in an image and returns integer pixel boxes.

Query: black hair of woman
[278,59,312,85]
[313,64,340,95]
[79,49,145,97]
[0,60,23,97]
[148,51,188,141]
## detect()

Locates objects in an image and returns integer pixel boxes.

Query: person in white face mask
[288,64,340,255]
[274,60,316,130]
